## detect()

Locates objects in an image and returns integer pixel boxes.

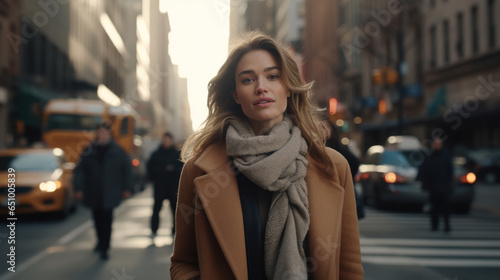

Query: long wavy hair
[181,31,333,176]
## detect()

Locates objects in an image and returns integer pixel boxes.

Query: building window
[456,13,464,58]
[430,25,437,67]
[488,0,496,48]
[471,6,479,54]
[443,20,450,63]
[430,0,436,8]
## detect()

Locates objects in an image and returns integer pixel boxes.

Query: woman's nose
[256,80,268,94]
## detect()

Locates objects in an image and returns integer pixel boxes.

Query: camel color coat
[170,143,364,280]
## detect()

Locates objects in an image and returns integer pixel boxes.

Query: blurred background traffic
[0,0,500,279]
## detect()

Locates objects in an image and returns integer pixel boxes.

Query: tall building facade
[137,0,191,139]
[422,0,500,148]
[303,0,340,108]
[0,0,21,149]
[5,0,191,146]
[337,0,424,150]
[310,0,500,152]
[229,0,275,40]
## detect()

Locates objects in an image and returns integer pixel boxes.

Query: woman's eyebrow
[237,66,281,77]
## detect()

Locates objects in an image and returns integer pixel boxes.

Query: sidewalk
[1,187,174,280]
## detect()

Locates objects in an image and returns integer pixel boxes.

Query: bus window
[45,114,101,132]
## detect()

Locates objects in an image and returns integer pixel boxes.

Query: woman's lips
[253,98,274,107]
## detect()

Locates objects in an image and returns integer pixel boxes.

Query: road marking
[0,201,131,280]
[58,220,93,245]
[0,249,49,280]
[362,246,500,257]
[362,256,500,267]
[361,238,500,247]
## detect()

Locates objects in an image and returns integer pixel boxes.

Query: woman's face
[232,50,290,134]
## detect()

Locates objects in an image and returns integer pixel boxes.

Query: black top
[418,148,454,197]
[236,173,272,280]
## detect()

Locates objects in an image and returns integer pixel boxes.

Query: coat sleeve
[170,159,201,280]
[338,158,365,279]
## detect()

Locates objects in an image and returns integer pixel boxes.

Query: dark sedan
[358,145,476,213]
[358,145,427,210]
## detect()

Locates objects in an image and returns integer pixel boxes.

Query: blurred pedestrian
[418,137,454,232]
[324,119,365,219]
[170,32,363,280]
[74,121,133,259]
[146,132,183,237]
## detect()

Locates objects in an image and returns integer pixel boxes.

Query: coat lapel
[306,158,345,279]
[193,144,247,280]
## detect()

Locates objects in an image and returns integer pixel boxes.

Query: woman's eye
[242,77,254,84]
[268,74,279,80]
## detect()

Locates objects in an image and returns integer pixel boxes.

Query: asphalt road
[0,183,498,280]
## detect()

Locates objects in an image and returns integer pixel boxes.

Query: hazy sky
[161,0,230,131]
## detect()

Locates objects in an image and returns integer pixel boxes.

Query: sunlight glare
[163,0,230,131]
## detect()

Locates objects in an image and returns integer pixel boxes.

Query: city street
[0,183,499,279]
[0,186,174,280]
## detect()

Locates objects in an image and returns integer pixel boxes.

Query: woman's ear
[231,91,241,104]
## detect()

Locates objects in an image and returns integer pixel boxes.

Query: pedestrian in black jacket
[74,121,133,259]
[147,132,183,237]
[418,137,454,232]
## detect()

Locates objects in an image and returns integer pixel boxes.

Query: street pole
[396,8,405,135]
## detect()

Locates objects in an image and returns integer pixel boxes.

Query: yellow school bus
[42,99,138,161]
[41,99,145,191]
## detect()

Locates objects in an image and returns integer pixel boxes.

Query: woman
[170,32,363,280]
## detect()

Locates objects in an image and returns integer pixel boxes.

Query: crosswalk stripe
[362,246,500,257]
[362,256,500,267]
[359,208,500,267]
[360,238,500,247]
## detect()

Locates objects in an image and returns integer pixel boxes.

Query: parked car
[466,148,500,184]
[359,135,476,213]
[476,154,500,184]
[358,145,427,210]
[0,148,77,218]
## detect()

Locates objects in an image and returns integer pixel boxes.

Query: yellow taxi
[0,148,77,217]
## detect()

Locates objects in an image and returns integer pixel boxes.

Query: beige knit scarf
[226,117,309,280]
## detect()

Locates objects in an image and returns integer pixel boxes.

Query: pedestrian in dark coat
[147,132,183,237]
[418,137,454,232]
[74,121,133,259]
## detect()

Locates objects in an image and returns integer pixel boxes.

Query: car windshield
[0,153,58,172]
[381,151,413,168]
[399,150,424,167]
[44,114,102,132]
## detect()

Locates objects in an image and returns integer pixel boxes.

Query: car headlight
[39,181,61,192]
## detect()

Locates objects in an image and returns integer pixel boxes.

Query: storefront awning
[16,83,61,127]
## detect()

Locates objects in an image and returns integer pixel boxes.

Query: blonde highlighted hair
[181,31,333,176]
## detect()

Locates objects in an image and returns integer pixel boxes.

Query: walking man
[74,121,133,259]
[147,132,183,237]
[418,137,454,232]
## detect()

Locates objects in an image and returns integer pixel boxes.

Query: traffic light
[378,99,387,115]
[329,98,338,116]
[386,67,399,85]
[372,67,399,85]
[372,68,383,85]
